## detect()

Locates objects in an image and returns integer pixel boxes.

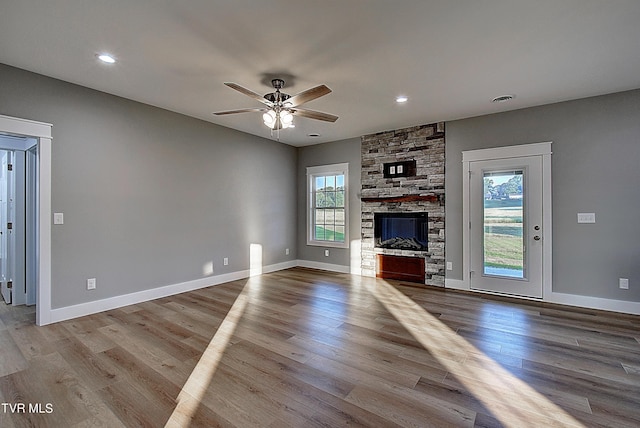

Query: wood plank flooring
[1,267,639,427]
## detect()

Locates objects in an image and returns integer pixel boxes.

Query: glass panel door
[483,170,524,279]
[470,156,543,298]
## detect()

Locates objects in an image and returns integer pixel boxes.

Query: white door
[0,150,13,303]
[469,155,544,298]
[0,148,26,305]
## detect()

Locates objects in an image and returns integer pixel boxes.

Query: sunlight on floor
[165,268,586,426]
[366,278,585,427]
[164,280,251,427]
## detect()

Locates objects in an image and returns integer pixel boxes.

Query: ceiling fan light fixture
[263,110,277,128]
[263,109,294,130]
[215,79,336,136]
[280,110,294,128]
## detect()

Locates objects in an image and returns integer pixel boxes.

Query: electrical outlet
[446,262,453,271]
[619,278,629,290]
[324,249,330,257]
[223,257,229,266]
[87,278,96,290]
[53,212,64,225]
[577,213,596,223]
[285,248,290,255]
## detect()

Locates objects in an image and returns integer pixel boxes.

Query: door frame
[0,114,52,325]
[462,142,552,299]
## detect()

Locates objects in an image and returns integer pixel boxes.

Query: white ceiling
[2,1,640,147]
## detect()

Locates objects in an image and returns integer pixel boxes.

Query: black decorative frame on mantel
[383,160,416,178]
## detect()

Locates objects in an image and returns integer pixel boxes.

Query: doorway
[0,140,35,306]
[462,143,552,299]
[0,114,52,325]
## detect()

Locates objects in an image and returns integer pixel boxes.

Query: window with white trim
[307,163,349,248]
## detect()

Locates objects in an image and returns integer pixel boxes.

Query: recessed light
[97,53,116,64]
[396,96,408,103]
[491,94,515,103]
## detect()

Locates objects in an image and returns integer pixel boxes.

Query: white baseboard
[296,259,351,274]
[46,262,640,325]
[48,260,298,324]
[547,291,640,316]
[262,260,298,274]
[445,277,640,316]
[444,278,466,290]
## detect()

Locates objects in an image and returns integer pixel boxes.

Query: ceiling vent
[491,94,515,103]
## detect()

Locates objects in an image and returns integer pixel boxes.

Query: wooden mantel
[361,194,439,203]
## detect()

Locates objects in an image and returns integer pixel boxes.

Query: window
[307,163,349,248]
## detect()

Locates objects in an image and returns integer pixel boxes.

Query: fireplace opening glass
[374,212,428,251]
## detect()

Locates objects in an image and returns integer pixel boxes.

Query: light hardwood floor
[1,267,639,427]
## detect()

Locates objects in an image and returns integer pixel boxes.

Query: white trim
[47,254,640,323]
[38,137,52,325]
[445,277,640,316]
[296,259,351,274]
[48,260,298,324]
[462,142,552,162]
[0,115,52,326]
[306,162,349,249]
[546,291,640,316]
[462,142,552,299]
[262,260,298,274]
[0,115,52,139]
[444,278,466,290]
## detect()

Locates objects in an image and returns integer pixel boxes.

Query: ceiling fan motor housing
[264,92,291,103]
[264,78,290,103]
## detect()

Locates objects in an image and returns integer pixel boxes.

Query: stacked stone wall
[361,122,445,286]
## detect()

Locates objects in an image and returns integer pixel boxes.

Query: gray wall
[0,64,297,309]
[446,89,640,302]
[4,61,638,309]
[297,137,361,268]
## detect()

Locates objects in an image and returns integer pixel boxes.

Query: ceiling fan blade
[213,107,267,115]
[224,82,272,106]
[291,108,338,122]
[284,85,332,107]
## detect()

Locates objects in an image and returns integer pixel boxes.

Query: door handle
[534,236,541,241]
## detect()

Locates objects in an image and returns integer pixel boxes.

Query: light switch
[577,213,595,223]
[53,212,64,225]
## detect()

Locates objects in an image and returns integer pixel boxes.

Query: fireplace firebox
[374,212,428,251]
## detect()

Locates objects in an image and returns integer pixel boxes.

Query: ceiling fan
[214,78,338,131]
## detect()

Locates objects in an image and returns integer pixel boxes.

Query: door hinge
[7,281,12,289]
[7,222,12,230]
[7,163,12,171]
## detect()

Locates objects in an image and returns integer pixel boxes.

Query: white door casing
[0,114,52,325]
[462,142,552,300]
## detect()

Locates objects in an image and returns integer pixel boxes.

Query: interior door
[0,150,12,303]
[469,155,544,298]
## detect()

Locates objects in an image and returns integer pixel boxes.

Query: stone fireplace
[361,122,445,286]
